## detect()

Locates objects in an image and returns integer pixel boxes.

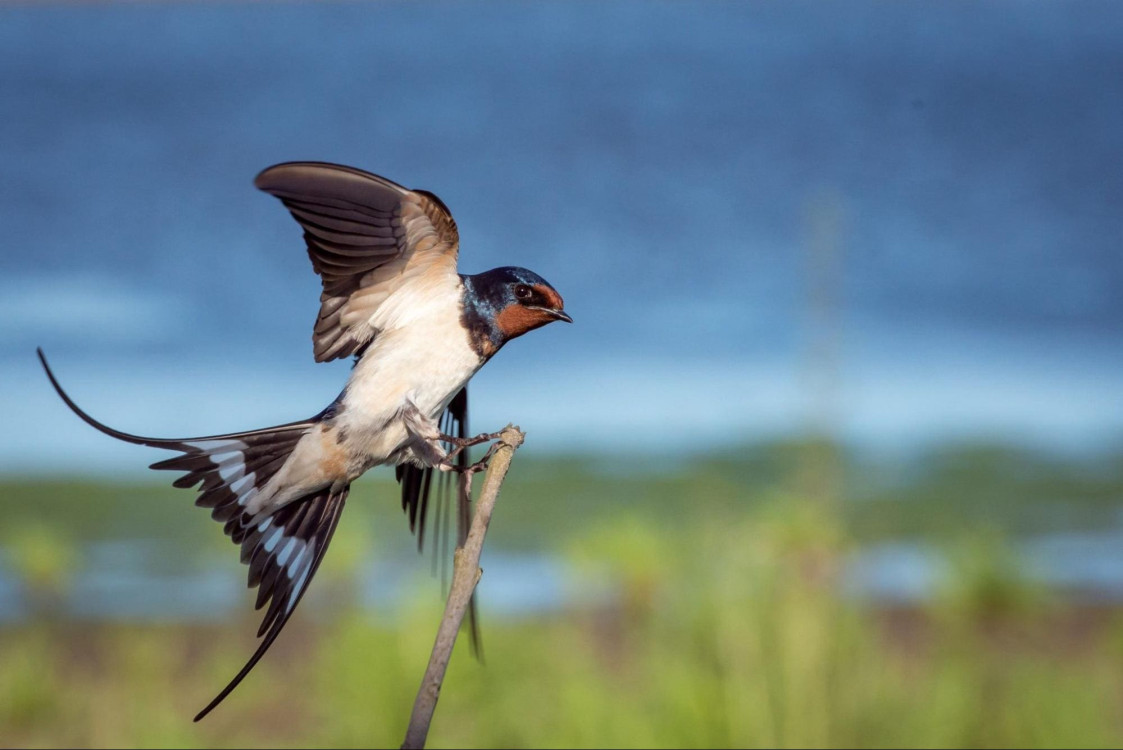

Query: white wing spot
[218,458,246,483]
[239,487,259,507]
[288,557,313,611]
[229,472,256,498]
[286,546,310,579]
[264,527,284,553]
[277,538,298,566]
[186,440,245,454]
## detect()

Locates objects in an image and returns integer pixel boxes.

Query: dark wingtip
[253,161,292,191]
[253,161,407,199]
[253,161,297,192]
[468,594,485,662]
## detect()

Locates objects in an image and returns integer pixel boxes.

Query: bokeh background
[3,2,1123,747]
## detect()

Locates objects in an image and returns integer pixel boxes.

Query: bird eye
[514,284,533,300]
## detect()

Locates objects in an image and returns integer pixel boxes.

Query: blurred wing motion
[396,386,482,655]
[254,161,460,363]
[37,349,348,721]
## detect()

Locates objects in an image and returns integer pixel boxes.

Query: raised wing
[255,161,460,362]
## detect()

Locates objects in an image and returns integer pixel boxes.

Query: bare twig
[401,425,525,750]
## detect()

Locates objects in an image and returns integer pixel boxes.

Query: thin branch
[401,425,526,750]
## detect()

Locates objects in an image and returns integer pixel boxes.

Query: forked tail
[37,348,348,720]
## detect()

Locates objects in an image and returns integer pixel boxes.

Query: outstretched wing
[254,161,460,363]
[395,386,482,655]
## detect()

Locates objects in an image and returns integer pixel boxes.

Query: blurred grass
[1,440,1123,747]
[5,440,1121,548]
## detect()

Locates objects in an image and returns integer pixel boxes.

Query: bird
[37,161,571,721]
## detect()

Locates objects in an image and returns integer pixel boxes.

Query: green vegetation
[1,440,1122,747]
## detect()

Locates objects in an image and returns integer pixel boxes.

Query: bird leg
[400,399,454,468]
[399,400,504,475]
[457,439,503,474]
[437,432,504,475]
[439,431,504,461]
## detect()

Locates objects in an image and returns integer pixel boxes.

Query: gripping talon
[462,440,502,474]
[439,431,502,448]
[439,430,503,462]
[437,440,501,476]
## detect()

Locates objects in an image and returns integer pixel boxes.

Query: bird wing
[254,161,460,363]
[398,387,468,549]
[396,386,483,656]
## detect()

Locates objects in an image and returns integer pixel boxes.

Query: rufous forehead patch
[534,284,564,311]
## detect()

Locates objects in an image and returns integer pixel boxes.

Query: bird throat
[459,277,505,359]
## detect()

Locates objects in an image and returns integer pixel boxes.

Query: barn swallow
[37,161,570,720]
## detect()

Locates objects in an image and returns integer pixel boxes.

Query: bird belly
[249,385,455,515]
[247,289,481,515]
[338,305,483,467]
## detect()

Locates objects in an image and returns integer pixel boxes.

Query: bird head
[462,266,571,354]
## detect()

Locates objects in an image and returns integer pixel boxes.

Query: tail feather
[37,349,346,721]
[38,348,310,448]
[38,348,314,539]
[195,484,348,722]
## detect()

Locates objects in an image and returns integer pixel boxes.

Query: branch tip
[400,423,525,750]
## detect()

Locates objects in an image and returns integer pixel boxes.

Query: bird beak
[528,305,572,323]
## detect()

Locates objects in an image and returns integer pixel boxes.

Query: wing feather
[394,387,483,656]
[255,161,459,362]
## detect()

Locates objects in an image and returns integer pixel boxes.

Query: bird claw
[436,435,503,475]
[440,430,503,448]
[439,430,503,462]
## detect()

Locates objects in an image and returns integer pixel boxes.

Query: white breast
[338,273,482,462]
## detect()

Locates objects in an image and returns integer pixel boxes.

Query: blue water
[7,530,1123,623]
[0,541,586,623]
[2,1,1122,474]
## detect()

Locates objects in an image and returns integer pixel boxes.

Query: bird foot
[436,433,503,475]
[439,431,503,461]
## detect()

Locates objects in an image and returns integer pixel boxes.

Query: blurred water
[2,1,1122,473]
[0,541,582,623]
[6,531,1123,622]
